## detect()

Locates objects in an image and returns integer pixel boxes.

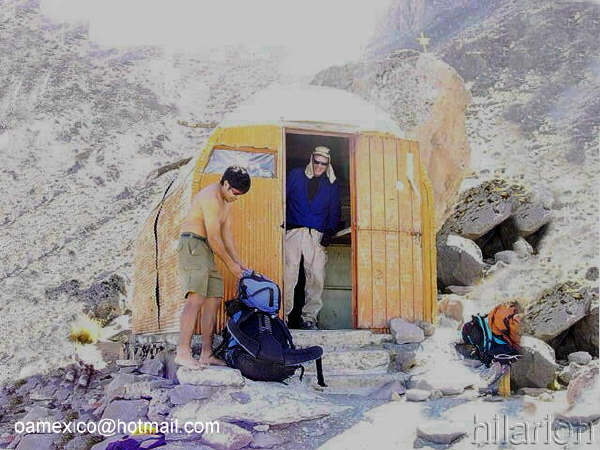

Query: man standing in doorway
[285,146,341,330]
[175,166,251,368]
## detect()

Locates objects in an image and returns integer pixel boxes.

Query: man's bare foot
[174,352,202,369]
[198,355,227,366]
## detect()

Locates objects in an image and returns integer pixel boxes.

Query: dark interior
[285,133,353,329]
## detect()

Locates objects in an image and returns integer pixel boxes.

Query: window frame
[204,145,278,178]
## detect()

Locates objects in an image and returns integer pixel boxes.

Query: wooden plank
[371,230,387,328]
[409,141,424,321]
[369,136,385,230]
[355,135,371,230]
[385,231,401,321]
[397,139,414,321]
[356,230,373,328]
[383,137,399,231]
[349,136,358,328]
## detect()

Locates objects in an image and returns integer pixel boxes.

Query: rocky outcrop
[312,51,471,229]
[522,282,596,343]
[436,179,552,288]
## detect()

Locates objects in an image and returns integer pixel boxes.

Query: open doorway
[284,131,353,329]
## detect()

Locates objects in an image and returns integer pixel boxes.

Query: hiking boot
[300,320,318,330]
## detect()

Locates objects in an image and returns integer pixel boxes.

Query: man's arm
[321,182,341,247]
[222,212,245,269]
[327,182,341,233]
[202,198,242,278]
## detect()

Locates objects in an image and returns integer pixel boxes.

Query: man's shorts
[176,232,224,298]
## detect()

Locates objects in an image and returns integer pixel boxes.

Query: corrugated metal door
[353,133,433,329]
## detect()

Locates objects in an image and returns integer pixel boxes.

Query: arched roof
[219,84,405,137]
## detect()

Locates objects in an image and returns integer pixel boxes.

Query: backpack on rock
[214,270,326,385]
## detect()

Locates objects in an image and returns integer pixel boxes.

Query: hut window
[204,149,275,178]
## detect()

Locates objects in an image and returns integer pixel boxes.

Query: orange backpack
[487,301,521,350]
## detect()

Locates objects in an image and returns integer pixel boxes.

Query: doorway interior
[284,131,353,329]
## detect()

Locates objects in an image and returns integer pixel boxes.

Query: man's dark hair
[220,166,251,194]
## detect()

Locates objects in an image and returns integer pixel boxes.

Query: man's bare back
[181,183,231,239]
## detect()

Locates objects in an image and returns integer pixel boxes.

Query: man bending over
[175,166,251,368]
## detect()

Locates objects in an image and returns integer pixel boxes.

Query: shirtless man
[175,166,251,368]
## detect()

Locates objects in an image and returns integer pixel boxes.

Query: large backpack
[461,302,521,367]
[214,270,326,385]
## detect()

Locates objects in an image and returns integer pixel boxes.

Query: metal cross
[417,31,431,53]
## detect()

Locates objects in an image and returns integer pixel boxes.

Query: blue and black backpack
[461,314,519,367]
[214,270,326,385]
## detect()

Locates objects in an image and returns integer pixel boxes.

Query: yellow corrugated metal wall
[354,133,436,329]
[191,126,283,333]
[132,125,283,335]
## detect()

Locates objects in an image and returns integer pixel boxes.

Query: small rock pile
[436,178,552,290]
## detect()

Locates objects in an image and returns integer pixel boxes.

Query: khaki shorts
[176,233,224,298]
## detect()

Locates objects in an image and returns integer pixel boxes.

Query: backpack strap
[315,357,327,387]
[476,315,492,353]
[274,317,296,350]
[227,310,261,358]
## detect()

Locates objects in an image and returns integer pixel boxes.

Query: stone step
[301,372,407,396]
[303,349,390,375]
[291,330,394,351]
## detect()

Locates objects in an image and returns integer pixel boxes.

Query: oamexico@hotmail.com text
[14,418,220,436]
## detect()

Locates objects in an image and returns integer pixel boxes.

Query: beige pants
[284,227,328,323]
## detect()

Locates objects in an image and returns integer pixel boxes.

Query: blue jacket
[286,168,341,233]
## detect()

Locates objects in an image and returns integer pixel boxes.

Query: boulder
[389,318,425,344]
[585,267,599,281]
[139,358,165,377]
[415,320,435,337]
[169,385,215,406]
[567,365,599,406]
[177,367,245,387]
[557,361,595,385]
[568,352,592,366]
[570,306,599,357]
[556,365,600,427]
[416,422,468,445]
[511,336,558,389]
[406,389,430,402]
[512,201,551,237]
[173,379,348,426]
[437,234,484,287]
[312,51,471,228]
[513,237,534,257]
[147,390,171,422]
[14,434,60,450]
[199,422,252,450]
[249,432,285,449]
[437,295,464,322]
[522,282,594,341]
[494,250,519,265]
[370,380,406,401]
[101,399,149,422]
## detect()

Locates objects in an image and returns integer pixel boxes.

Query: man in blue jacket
[284,146,341,329]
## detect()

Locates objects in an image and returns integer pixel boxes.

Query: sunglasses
[312,157,329,167]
